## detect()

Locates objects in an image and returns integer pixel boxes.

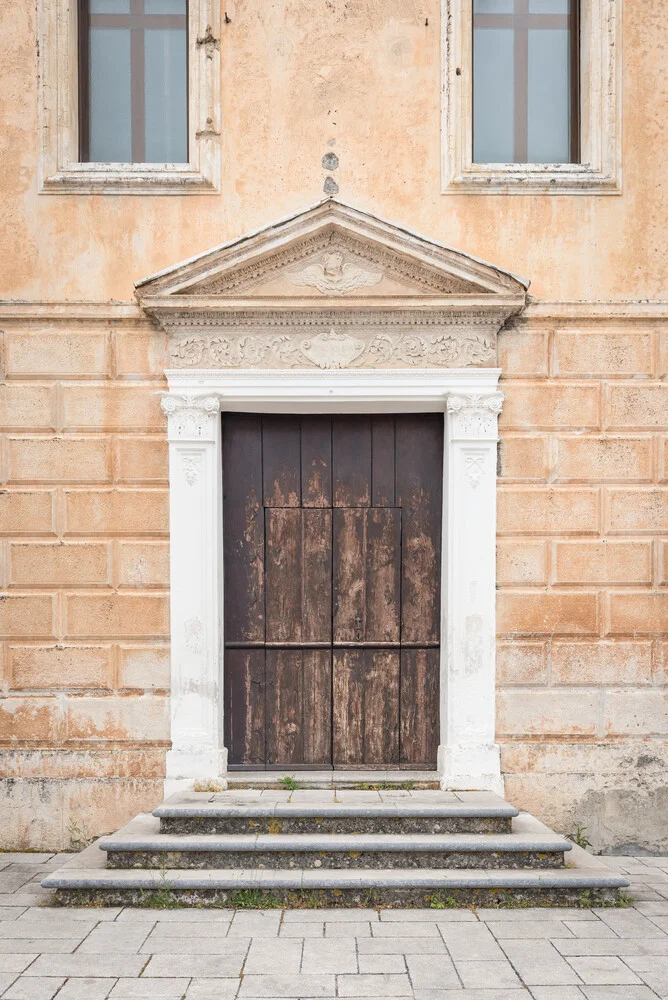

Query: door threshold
[226,770,440,790]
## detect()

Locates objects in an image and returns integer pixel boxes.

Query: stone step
[100,814,570,870]
[154,789,518,835]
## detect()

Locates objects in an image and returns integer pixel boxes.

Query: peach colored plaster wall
[0,0,666,849]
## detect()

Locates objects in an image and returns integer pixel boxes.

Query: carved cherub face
[323,251,344,277]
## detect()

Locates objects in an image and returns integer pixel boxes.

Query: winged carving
[287,251,383,295]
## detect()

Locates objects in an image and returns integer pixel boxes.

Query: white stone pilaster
[439,392,504,795]
[160,392,227,795]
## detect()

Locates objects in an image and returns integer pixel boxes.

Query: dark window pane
[473,28,514,163]
[80,0,188,164]
[88,27,132,161]
[528,27,570,162]
[145,28,187,161]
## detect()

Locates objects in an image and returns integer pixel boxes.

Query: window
[442,0,621,194]
[79,0,188,164]
[39,0,220,193]
[472,0,578,164]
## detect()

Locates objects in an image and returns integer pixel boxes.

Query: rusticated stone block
[0,696,64,742]
[0,384,53,430]
[9,541,110,586]
[7,436,111,484]
[500,383,599,430]
[554,436,652,482]
[117,542,169,588]
[114,329,168,377]
[64,489,168,536]
[497,488,599,535]
[0,491,54,536]
[604,689,668,736]
[551,640,652,686]
[62,384,163,431]
[115,436,168,483]
[496,641,546,685]
[9,645,113,690]
[118,646,170,690]
[0,595,54,638]
[498,435,547,481]
[498,327,548,376]
[65,594,169,638]
[497,689,599,736]
[5,331,110,377]
[497,540,548,585]
[605,385,668,429]
[65,694,170,741]
[608,593,668,635]
[554,331,654,376]
[606,487,668,533]
[497,592,598,636]
[553,540,652,585]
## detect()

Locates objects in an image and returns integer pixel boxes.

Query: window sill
[40,162,219,196]
[443,163,622,196]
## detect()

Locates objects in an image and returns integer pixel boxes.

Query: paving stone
[140,935,248,956]
[0,975,20,996]
[594,909,668,938]
[117,908,232,922]
[528,990,585,1000]
[0,875,39,894]
[477,909,596,922]
[357,936,447,955]
[623,954,668,974]
[379,910,475,922]
[78,924,152,953]
[581,989,660,999]
[372,921,441,938]
[55,979,117,999]
[562,919,619,938]
[283,909,379,922]
[0,894,56,908]
[566,956,642,985]
[244,938,302,974]
[0,908,29,921]
[498,941,582,986]
[456,960,522,989]
[0,957,37,974]
[279,921,324,937]
[337,973,412,996]
[302,938,357,974]
[149,920,231,937]
[0,940,82,954]
[554,937,668,957]
[24,955,146,978]
[36,907,121,920]
[228,911,281,936]
[143,955,244,978]
[405,953,460,989]
[185,981,241,1000]
[0,855,54,865]
[2,978,67,1000]
[438,923,506,961]
[237,973,335,997]
[2,917,97,939]
[109,979,190,997]
[646,914,668,934]
[325,921,371,937]
[357,954,406,974]
[635,901,668,915]
[487,920,574,939]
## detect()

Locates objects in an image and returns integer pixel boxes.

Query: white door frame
[161,367,504,795]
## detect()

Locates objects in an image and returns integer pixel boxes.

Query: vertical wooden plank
[371,416,395,506]
[333,650,400,766]
[400,649,439,767]
[224,649,265,766]
[301,416,332,507]
[333,508,400,642]
[332,415,371,506]
[222,414,264,642]
[262,415,301,507]
[266,650,332,766]
[395,414,443,643]
[266,509,331,643]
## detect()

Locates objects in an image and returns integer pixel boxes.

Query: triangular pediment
[136,199,529,303]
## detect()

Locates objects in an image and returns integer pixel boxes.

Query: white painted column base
[165,749,229,798]
[438,743,504,796]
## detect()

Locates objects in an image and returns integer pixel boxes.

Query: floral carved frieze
[168,324,497,370]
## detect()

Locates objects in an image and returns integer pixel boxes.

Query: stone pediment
[136,199,529,370]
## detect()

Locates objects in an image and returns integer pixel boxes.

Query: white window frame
[38,0,221,194]
[442,0,622,195]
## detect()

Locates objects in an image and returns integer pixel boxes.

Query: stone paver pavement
[0,852,667,998]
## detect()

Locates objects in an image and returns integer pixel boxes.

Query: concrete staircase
[43,787,629,908]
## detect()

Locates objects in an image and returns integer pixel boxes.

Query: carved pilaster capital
[446,392,504,440]
[161,393,221,442]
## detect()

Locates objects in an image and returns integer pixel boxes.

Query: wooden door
[222,413,442,769]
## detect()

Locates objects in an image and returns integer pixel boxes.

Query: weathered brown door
[223,413,442,769]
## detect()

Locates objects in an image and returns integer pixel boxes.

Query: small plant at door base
[279,776,300,791]
[567,823,592,850]
[193,779,226,793]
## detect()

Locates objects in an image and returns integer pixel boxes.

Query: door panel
[333,507,401,643]
[332,415,372,506]
[262,416,301,507]
[333,649,400,766]
[265,508,332,644]
[224,649,265,766]
[301,416,332,507]
[400,648,440,766]
[266,649,332,766]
